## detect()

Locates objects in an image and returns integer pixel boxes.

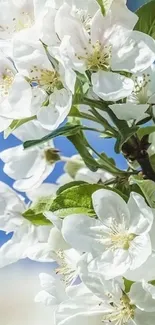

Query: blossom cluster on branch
[1,0,155,324]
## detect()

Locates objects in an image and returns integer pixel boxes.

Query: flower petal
[127,192,154,235]
[129,282,155,312]
[80,250,131,280]
[124,254,155,282]
[129,234,151,269]
[112,31,155,73]
[92,189,130,224]
[62,214,104,254]
[109,103,149,122]
[37,89,72,131]
[92,71,134,101]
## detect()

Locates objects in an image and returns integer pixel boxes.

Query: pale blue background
[0,0,149,246]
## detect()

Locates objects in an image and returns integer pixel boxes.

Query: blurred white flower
[0,121,58,191]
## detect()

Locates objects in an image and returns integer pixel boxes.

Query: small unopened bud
[64,156,85,178]
[44,149,60,164]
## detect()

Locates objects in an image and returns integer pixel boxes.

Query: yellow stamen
[0,69,14,97]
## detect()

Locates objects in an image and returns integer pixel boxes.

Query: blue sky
[0,0,147,246]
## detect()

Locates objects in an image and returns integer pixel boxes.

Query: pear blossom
[0,182,41,267]
[54,3,155,101]
[27,211,80,285]
[1,1,155,323]
[0,33,74,130]
[0,0,34,40]
[0,181,26,233]
[35,272,68,307]
[62,189,154,279]
[0,53,33,122]
[0,121,58,191]
[0,182,64,268]
[56,274,155,325]
[35,272,90,308]
[109,65,155,123]
[26,212,70,263]
[0,34,74,131]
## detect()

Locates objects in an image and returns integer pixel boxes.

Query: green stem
[87,143,104,160]
[90,106,118,137]
[79,112,98,122]
[82,126,104,133]
[82,97,130,136]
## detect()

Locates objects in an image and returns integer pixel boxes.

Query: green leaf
[23,196,54,225]
[100,131,113,139]
[115,126,138,153]
[96,0,114,15]
[130,175,155,208]
[69,106,97,122]
[56,181,86,195]
[137,126,155,140]
[4,116,36,139]
[97,152,126,176]
[73,72,89,104]
[98,152,116,167]
[67,132,100,172]
[134,1,155,39]
[51,184,102,217]
[23,183,128,225]
[24,124,82,149]
[114,179,143,199]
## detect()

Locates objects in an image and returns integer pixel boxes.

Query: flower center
[77,41,111,71]
[30,67,63,93]
[110,232,135,250]
[0,69,14,97]
[102,294,135,324]
[0,12,33,34]
[13,12,33,32]
[131,73,151,104]
[55,250,76,285]
[99,219,136,251]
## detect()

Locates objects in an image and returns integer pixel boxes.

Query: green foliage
[130,175,155,208]
[23,196,54,225]
[98,152,116,167]
[97,152,126,176]
[23,183,127,225]
[24,124,82,149]
[134,1,155,39]
[115,126,139,153]
[137,126,155,140]
[67,132,100,172]
[56,181,86,195]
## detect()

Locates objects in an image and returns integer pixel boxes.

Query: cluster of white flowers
[1,0,155,324]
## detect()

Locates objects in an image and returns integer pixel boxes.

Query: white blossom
[0,121,57,191]
[55,274,155,325]
[62,189,154,279]
[109,64,155,122]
